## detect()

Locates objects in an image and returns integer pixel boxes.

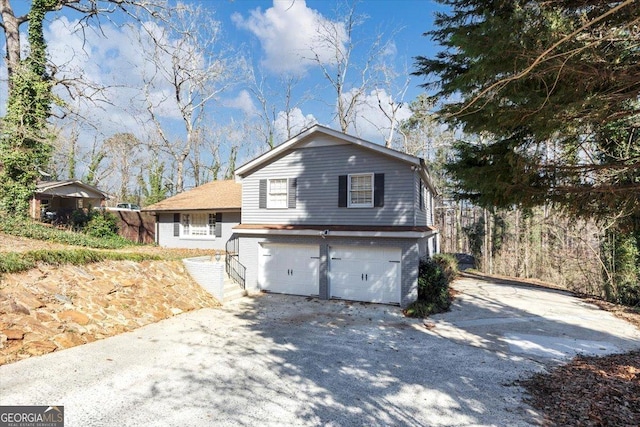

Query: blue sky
[1,0,445,188]
[218,0,443,124]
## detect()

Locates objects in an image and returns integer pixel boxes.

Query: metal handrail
[225,237,246,289]
[225,254,246,290]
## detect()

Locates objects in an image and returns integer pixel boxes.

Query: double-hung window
[348,173,374,208]
[267,178,288,208]
[181,213,216,237]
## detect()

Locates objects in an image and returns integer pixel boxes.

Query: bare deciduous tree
[103,132,143,202]
[137,2,242,193]
[0,0,167,92]
[308,1,389,133]
[248,71,315,150]
[373,62,410,148]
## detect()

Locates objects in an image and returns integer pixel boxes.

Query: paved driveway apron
[2,276,639,426]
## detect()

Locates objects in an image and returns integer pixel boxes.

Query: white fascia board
[233,228,436,239]
[235,124,423,177]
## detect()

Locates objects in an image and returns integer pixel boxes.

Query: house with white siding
[143,179,242,251]
[145,125,439,307]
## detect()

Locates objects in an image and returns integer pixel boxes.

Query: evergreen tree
[415,1,640,303]
[137,158,167,206]
[414,0,640,222]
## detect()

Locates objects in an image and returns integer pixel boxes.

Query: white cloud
[224,90,258,116]
[273,107,317,142]
[43,16,218,143]
[39,17,210,188]
[382,40,398,58]
[232,0,347,74]
[343,88,412,143]
[45,18,155,135]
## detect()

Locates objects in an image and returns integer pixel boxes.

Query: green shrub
[0,252,34,274]
[417,257,448,302]
[84,211,119,238]
[433,253,459,283]
[0,216,132,249]
[69,209,91,230]
[405,254,459,318]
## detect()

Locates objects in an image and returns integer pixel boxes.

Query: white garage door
[329,246,401,304]
[259,243,320,296]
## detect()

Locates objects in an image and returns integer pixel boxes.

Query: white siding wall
[156,211,241,250]
[241,143,417,226]
[414,173,437,228]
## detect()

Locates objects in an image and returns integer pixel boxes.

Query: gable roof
[234,124,438,195]
[143,179,241,212]
[35,180,109,199]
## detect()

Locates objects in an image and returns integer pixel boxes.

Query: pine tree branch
[455,0,637,117]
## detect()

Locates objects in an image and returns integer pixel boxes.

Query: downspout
[155,214,159,245]
[412,167,417,227]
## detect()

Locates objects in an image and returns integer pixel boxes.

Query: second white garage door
[258,243,320,296]
[329,246,401,304]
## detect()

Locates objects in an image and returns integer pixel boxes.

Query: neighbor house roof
[234,124,438,195]
[143,180,241,212]
[35,180,109,198]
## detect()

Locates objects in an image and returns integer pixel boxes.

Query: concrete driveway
[1,276,639,426]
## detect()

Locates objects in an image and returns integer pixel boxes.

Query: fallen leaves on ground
[521,351,640,426]
[522,293,640,426]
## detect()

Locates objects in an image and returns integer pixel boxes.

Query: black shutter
[338,175,347,207]
[173,213,180,236]
[419,181,424,210]
[259,179,267,209]
[215,212,222,237]
[374,173,385,207]
[288,178,297,209]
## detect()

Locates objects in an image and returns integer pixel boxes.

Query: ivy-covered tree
[0,0,166,215]
[137,155,167,206]
[0,0,56,214]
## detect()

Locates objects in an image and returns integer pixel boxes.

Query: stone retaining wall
[0,260,220,365]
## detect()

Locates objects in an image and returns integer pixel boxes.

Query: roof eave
[142,206,241,213]
[234,124,423,178]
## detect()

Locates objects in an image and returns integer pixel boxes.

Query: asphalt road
[2,276,639,426]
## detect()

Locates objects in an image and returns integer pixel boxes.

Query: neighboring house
[232,125,439,308]
[30,180,109,221]
[143,180,242,251]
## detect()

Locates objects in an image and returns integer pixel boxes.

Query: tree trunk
[0,0,22,91]
[515,208,521,276]
[455,202,463,252]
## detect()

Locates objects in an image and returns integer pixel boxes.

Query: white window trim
[267,178,288,209]
[348,173,374,208]
[180,212,217,240]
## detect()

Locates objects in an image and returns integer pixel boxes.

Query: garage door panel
[329,246,401,304]
[334,274,385,301]
[259,244,319,296]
